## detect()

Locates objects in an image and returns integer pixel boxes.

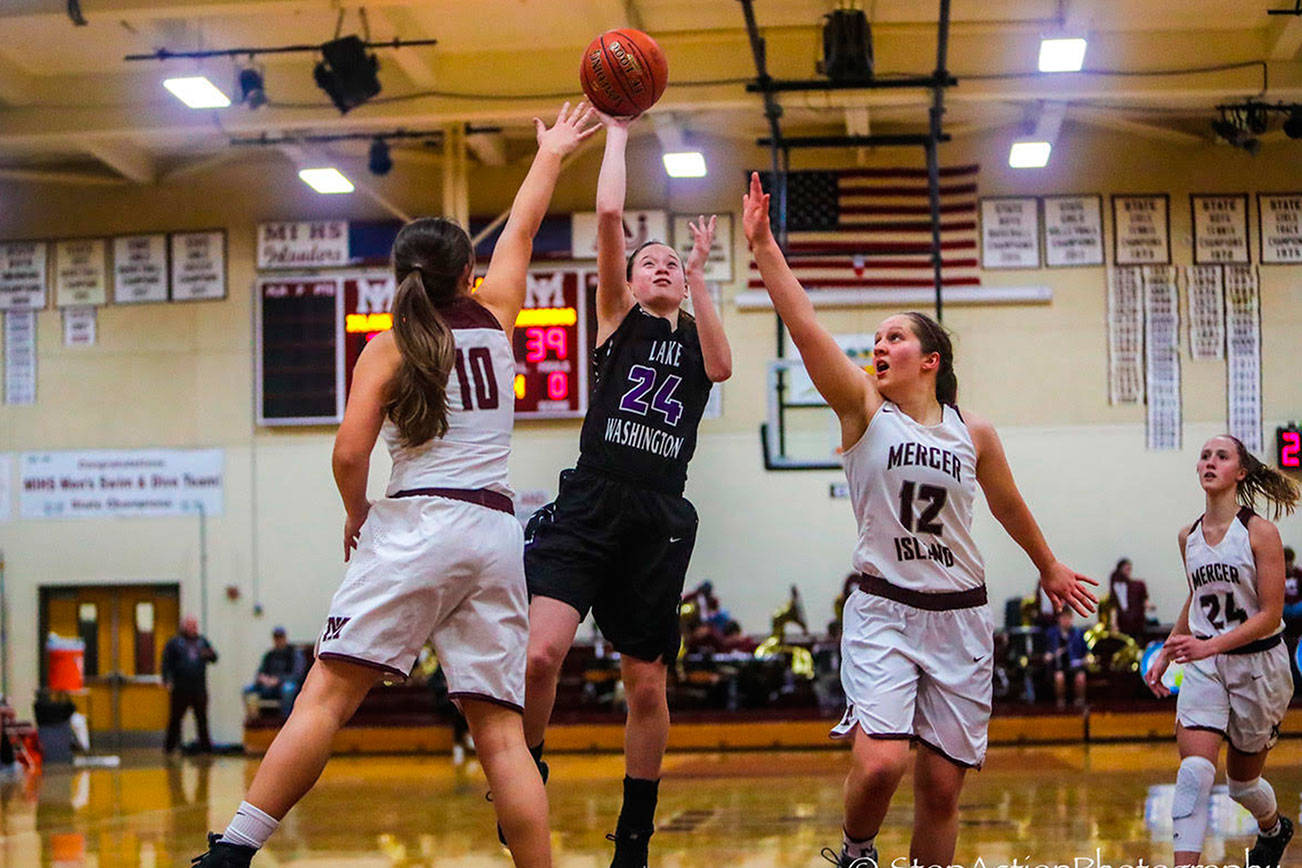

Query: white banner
[1225,266,1262,452]
[1043,195,1104,267]
[1113,195,1170,265]
[671,213,734,282]
[113,234,169,303]
[20,449,224,519]
[980,197,1041,269]
[570,211,668,260]
[1258,193,1302,264]
[1143,266,1181,450]
[170,231,226,300]
[0,453,12,523]
[62,306,96,347]
[1186,266,1225,361]
[54,238,108,307]
[1107,267,1144,404]
[4,310,36,405]
[258,221,350,270]
[0,241,48,311]
[1191,194,1250,265]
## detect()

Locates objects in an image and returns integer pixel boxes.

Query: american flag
[751,165,980,292]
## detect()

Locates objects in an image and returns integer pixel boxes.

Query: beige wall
[1,121,1300,741]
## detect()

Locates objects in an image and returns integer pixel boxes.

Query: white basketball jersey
[1184,507,1279,639]
[842,401,985,592]
[382,297,515,499]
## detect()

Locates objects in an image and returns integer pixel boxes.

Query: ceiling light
[662,151,707,178]
[237,67,266,109]
[163,76,231,109]
[1038,37,1087,73]
[1008,140,1052,168]
[313,35,381,114]
[298,167,354,194]
[368,138,393,176]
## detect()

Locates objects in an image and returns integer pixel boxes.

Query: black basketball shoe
[494,755,549,846]
[1248,815,1293,868]
[820,843,879,868]
[191,833,255,867]
[607,826,653,868]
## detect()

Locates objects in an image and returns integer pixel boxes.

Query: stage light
[1008,140,1052,168]
[237,67,266,109]
[313,35,381,114]
[1038,37,1087,72]
[1284,108,1302,140]
[1211,117,1260,153]
[298,167,354,194]
[368,138,393,176]
[163,76,231,109]
[662,151,707,178]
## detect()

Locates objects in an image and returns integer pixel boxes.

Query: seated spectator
[1043,607,1088,709]
[1283,547,1302,636]
[1107,558,1150,639]
[241,627,305,718]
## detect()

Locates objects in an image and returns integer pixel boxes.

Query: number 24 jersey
[842,401,985,592]
[1184,507,1280,640]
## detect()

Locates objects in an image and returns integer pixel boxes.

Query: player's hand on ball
[594,109,637,129]
[742,172,773,247]
[344,503,371,561]
[533,102,601,157]
[686,215,716,274]
[1145,648,1172,697]
[1039,560,1099,617]
[1164,634,1213,664]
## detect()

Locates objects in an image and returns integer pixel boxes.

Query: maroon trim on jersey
[448,691,524,714]
[855,573,987,611]
[915,735,981,770]
[1236,505,1257,529]
[1194,633,1282,655]
[393,487,514,515]
[315,651,409,680]
[439,296,505,331]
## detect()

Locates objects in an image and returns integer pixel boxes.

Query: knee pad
[1172,756,1216,852]
[1228,776,1278,822]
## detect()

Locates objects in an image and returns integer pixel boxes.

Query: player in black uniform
[521,112,732,868]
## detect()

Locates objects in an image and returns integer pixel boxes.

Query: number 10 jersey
[842,401,985,592]
[576,305,712,495]
[1184,507,1279,640]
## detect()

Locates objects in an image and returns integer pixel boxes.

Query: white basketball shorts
[315,494,528,711]
[1177,640,1292,754]
[832,588,994,768]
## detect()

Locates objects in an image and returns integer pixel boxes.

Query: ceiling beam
[1067,107,1206,145]
[0,167,129,186]
[79,137,157,183]
[1269,14,1302,61]
[376,7,438,90]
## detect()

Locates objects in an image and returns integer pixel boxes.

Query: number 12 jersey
[842,401,985,592]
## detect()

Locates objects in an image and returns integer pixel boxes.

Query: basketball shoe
[191,833,255,867]
[1247,815,1293,868]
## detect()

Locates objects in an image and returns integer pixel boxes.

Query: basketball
[579,28,668,116]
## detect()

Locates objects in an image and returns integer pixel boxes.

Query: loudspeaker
[818,9,873,82]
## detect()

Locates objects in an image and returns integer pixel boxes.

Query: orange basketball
[579,28,668,117]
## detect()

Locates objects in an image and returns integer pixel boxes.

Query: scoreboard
[1278,424,1301,471]
[256,268,594,426]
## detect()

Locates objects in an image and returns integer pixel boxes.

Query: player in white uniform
[193,103,600,868]
[742,173,1097,868]
[1145,435,1301,868]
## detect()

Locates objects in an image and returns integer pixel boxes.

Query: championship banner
[20,449,224,519]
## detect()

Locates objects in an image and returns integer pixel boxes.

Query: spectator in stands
[161,614,217,755]
[1107,558,1150,639]
[1043,607,1088,709]
[242,627,306,718]
[1282,547,1302,637]
[0,696,16,775]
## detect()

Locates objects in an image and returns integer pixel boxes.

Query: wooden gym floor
[4,741,1302,867]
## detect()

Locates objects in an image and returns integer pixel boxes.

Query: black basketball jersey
[576,305,712,494]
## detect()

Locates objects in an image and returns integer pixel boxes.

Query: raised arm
[968,413,1098,616]
[684,215,731,382]
[595,114,637,339]
[332,332,400,561]
[476,102,600,334]
[742,172,876,444]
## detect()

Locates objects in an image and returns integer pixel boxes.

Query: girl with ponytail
[742,172,1097,868]
[194,103,599,868]
[1146,436,1300,868]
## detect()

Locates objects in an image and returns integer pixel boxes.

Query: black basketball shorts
[524,468,699,663]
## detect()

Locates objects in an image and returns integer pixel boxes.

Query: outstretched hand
[742,172,773,248]
[1039,560,1099,618]
[594,109,637,129]
[533,101,601,157]
[685,215,717,274]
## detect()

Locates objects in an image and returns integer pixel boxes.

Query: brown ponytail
[903,311,958,405]
[384,217,474,447]
[1228,435,1300,519]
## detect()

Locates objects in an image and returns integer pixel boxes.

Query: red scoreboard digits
[512,270,590,418]
[1278,424,1302,470]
